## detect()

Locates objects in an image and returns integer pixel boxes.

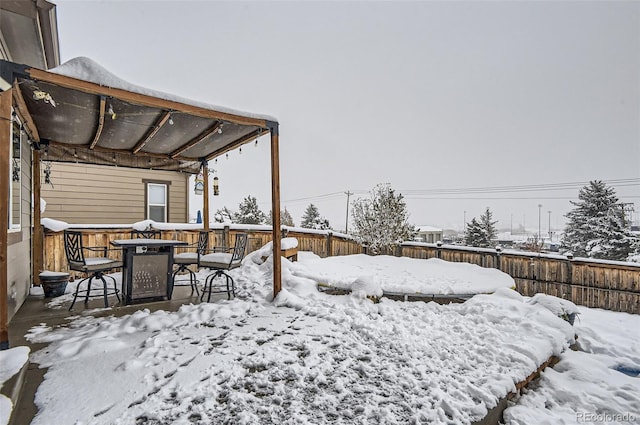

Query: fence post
[326,232,333,257]
[436,241,442,259]
[223,226,230,248]
[395,244,403,257]
[495,246,502,270]
[564,253,575,307]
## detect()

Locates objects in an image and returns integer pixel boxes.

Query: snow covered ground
[3,251,639,424]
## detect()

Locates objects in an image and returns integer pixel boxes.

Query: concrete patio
[6,285,225,425]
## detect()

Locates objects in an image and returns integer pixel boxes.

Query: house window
[147,183,168,222]
[9,111,22,232]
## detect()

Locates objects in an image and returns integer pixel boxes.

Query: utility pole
[538,204,542,242]
[344,191,353,233]
[463,210,467,234]
[510,214,513,235]
[548,210,552,241]
[622,203,635,229]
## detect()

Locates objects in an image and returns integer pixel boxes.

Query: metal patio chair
[130,229,162,239]
[64,230,122,310]
[199,233,248,302]
[171,230,209,296]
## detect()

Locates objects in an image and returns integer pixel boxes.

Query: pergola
[0,57,283,327]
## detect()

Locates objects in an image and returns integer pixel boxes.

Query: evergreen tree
[301,204,331,230]
[479,207,498,245]
[464,208,497,248]
[214,206,235,223]
[235,195,266,224]
[351,183,416,254]
[266,208,295,227]
[282,208,295,227]
[464,218,486,247]
[561,180,633,260]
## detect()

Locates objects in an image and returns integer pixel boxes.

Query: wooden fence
[40,226,639,314]
[400,243,640,314]
[41,226,365,276]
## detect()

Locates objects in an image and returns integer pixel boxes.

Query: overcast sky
[54,0,639,234]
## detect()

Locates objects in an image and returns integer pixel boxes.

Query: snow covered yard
[503,307,640,424]
[5,251,638,424]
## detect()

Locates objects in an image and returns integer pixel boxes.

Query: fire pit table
[110,239,188,304]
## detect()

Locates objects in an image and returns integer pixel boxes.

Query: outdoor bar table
[110,239,188,304]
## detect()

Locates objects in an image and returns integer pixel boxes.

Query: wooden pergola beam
[32,149,43,285]
[170,121,221,159]
[132,111,171,154]
[0,89,11,349]
[46,140,174,160]
[24,67,270,128]
[89,96,106,150]
[202,161,210,230]
[12,83,40,142]
[205,128,270,161]
[269,122,282,297]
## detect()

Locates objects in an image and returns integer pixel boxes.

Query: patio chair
[130,229,162,239]
[64,230,122,310]
[199,233,248,302]
[171,231,209,296]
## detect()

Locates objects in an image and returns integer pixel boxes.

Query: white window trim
[147,182,167,222]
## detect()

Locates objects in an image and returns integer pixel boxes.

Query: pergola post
[269,122,282,297]
[202,160,210,231]
[33,148,43,285]
[0,89,12,349]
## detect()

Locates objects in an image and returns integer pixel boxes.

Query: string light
[239,147,242,154]
[107,103,116,120]
[168,113,174,125]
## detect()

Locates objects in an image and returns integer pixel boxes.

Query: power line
[399,178,640,195]
[404,196,640,200]
[267,178,639,208]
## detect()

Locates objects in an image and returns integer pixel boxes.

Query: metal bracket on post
[0,60,28,92]
[266,120,279,136]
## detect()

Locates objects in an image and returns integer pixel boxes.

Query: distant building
[414,226,443,244]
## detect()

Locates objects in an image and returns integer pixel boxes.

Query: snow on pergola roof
[50,57,277,123]
[2,57,278,173]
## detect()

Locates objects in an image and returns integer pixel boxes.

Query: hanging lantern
[213,176,219,196]
[194,173,204,195]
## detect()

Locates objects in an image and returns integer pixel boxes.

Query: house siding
[40,162,189,224]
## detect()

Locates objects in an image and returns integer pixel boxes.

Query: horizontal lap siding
[41,162,188,224]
